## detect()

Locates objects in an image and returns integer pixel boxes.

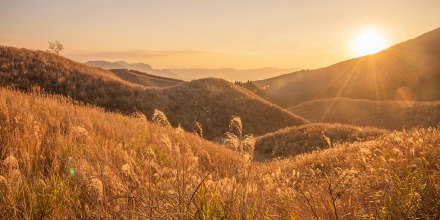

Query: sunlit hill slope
[255,27,440,107]
[289,97,440,130]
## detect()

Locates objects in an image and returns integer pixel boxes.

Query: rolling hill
[0,46,307,139]
[254,27,440,107]
[254,123,387,161]
[289,98,440,130]
[110,69,183,87]
[1,87,438,219]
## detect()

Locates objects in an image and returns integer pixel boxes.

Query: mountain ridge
[254,27,440,107]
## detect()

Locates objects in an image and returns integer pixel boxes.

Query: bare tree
[47,41,64,55]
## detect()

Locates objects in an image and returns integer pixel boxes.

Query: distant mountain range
[254,27,440,107]
[85,60,298,82]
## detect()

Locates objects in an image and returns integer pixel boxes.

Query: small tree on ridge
[48,40,64,55]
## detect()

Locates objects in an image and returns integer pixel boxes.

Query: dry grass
[257,127,440,219]
[289,97,440,130]
[0,87,243,218]
[254,123,387,161]
[0,46,307,139]
[0,87,439,219]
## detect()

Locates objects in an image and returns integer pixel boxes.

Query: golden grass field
[1,87,439,219]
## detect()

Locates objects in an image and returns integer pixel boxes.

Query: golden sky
[1,0,440,69]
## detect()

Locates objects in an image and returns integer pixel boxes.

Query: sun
[352,29,388,57]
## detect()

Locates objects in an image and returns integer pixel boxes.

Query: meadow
[1,87,438,219]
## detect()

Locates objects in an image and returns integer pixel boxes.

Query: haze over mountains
[86,27,440,110]
[85,60,298,82]
[254,27,440,107]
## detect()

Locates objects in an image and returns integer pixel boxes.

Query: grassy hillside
[254,123,387,161]
[0,46,307,139]
[110,69,183,87]
[0,87,242,219]
[258,127,440,219]
[289,97,440,130]
[254,27,440,107]
[0,87,438,219]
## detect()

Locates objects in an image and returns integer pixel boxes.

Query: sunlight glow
[352,29,389,57]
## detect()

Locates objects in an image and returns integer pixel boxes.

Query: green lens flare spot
[69,168,75,176]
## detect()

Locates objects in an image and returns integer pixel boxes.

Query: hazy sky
[1,0,440,69]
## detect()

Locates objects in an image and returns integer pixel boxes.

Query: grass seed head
[2,155,19,170]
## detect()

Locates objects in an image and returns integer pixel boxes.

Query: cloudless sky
[1,0,440,69]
